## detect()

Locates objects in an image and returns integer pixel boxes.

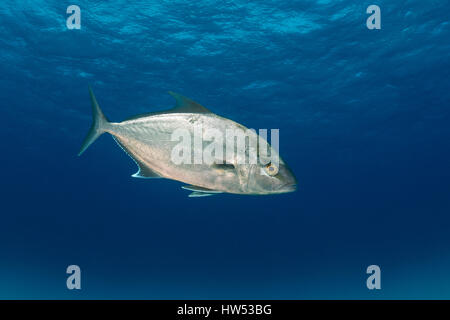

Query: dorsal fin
[168,92,212,114]
[124,92,213,121]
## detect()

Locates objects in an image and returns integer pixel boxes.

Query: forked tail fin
[78,86,110,156]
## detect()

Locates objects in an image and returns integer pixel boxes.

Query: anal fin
[132,165,162,179]
[112,136,163,179]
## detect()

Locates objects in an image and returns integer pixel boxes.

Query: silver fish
[79,87,297,196]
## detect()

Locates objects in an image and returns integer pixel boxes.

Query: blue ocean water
[0,0,449,299]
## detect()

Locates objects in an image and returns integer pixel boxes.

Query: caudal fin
[78,86,109,156]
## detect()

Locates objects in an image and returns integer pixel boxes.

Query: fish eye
[264,162,279,176]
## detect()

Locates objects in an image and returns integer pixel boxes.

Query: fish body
[79,88,297,196]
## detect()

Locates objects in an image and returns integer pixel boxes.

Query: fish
[78,87,297,196]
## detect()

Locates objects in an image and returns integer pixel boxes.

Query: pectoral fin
[188,192,216,198]
[182,185,222,194]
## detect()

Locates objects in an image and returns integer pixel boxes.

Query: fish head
[246,158,297,195]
